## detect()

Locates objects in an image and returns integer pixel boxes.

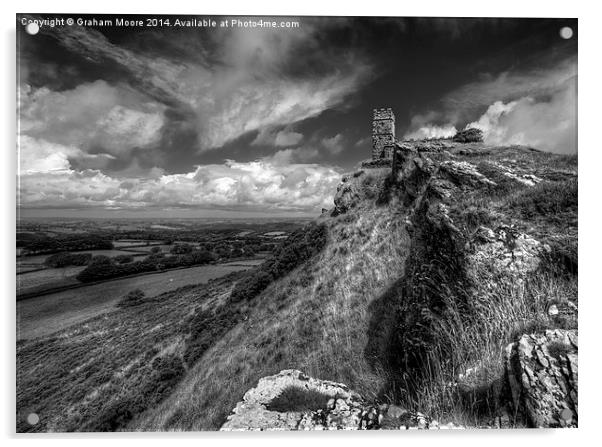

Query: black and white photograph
[14,11,578,434]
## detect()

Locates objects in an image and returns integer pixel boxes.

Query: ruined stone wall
[372,108,395,160]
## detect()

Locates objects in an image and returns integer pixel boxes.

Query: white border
[3,2,599,447]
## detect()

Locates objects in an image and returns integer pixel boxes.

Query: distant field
[113,240,165,248]
[128,244,174,253]
[262,231,287,236]
[17,254,50,265]
[77,249,146,257]
[17,249,147,266]
[16,265,44,274]
[221,258,265,266]
[17,262,258,340]
[17,266,86,292]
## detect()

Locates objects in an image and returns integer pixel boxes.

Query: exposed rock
[505,330,578,428]
[221,370,463,431]
[361,158,392,169]
[489,162,543,186]
[220,369,373,430]
[467,225,548,278]
[332,169,388,215]
[410,140,456,153]
[439,160,496,188]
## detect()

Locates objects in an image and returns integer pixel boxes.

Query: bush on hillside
[117,289,146,308]
[170,243,193,255]
[114,254,135,264]
[453,128,483,143]
[183,306,243,366]
[88,354,185,431]
[21,234,113,255]
[229,223,328,303]
[44,252,92,268]
[76,249,215,282]
[266,386,331,412]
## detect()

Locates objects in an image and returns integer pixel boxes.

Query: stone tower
[372,108,395,160]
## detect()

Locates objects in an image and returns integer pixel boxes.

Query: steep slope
[134,168,411,430]
[134,141,577,430]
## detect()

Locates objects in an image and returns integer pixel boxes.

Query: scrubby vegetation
[44,252,92,268]
[183,305,244,366]
[117,288,147,308]
[229,223,328,303]
[379,147,578,425]
[114,254,135,264]
[76,250,216,282]
[19,234,114,256]
[16,272,246,432]
[453,128,483,143]
[266,386,332,412]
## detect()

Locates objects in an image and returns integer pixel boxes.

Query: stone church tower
[372,108,395,160]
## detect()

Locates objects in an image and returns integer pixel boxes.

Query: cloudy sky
[17,15,577,218]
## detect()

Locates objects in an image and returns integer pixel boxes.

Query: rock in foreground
[506,329,578,428]
[220,370,462,430]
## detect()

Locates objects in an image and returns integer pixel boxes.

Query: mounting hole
[559,27,573,39]
[26,413,40,425]
[25,22,40,35]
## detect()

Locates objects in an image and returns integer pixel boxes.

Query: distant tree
[229,223,328,303]
[76,255,118,282]
[45,252,92,268]
[151,246,162,254]
[114,254,134,264]
[170,243,193,255]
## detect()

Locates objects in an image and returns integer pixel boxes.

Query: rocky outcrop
[221,370,462,431]
[505,330,578,428]
[467,225,548,279]
[332,169,388,215]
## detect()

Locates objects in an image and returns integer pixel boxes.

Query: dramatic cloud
[465,76,577,153]
[34,22,372,152]
[19,135,115,174]
[265,147,321,165]
[18,148,341,212]
[17,16,576,216]
[440,55,577,123]
[403,55,577,153]
[404,124,457,140]
[402,110,457,140]
[251,127,304,147]
[19,81,165,157]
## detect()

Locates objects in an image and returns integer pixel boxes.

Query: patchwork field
[112,240,165,248]
[17,266,86,293]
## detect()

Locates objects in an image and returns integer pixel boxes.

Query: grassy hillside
[16,273,245,432]
[133,143,576,430]
[134,170,410,430]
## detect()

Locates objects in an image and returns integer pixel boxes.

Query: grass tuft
[265,386,331,413]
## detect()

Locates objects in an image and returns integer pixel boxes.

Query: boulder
[505,330,578,428]
[220,370,463,431]
[220,369,376,430]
